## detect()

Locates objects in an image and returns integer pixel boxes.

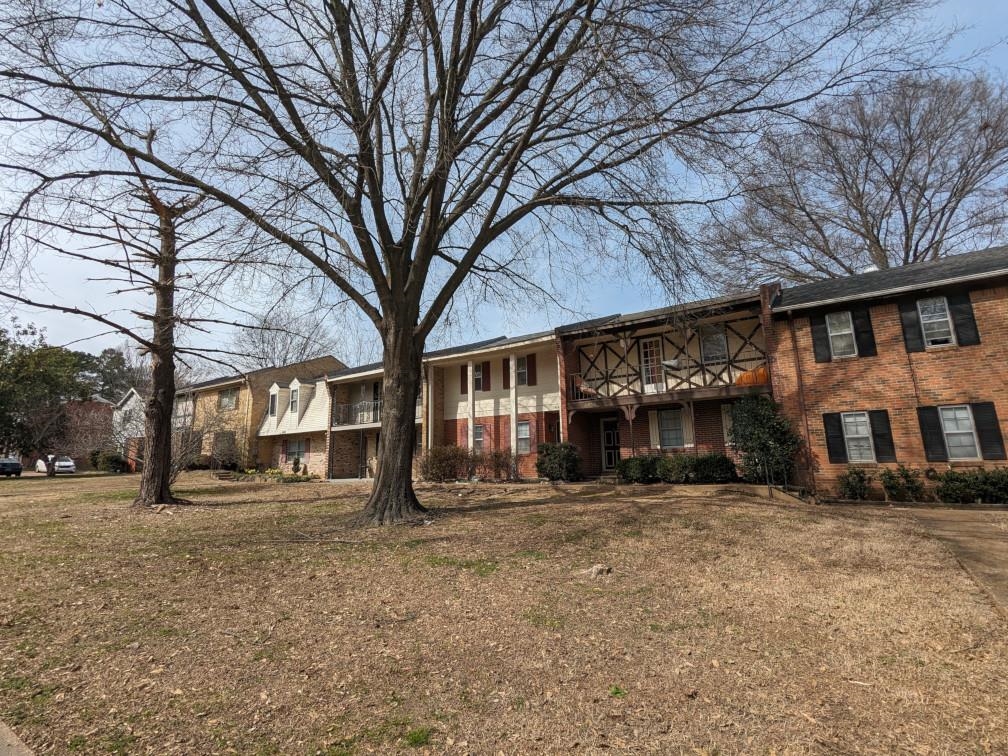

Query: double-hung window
[917,297,955,347]
[473,425,485,452]
[700,326,728,364]
[268,394,277,417]
[825,311,857,358]
[218,388,238,411]
[939,405,980,460]
[516,356,528,386]
[658,409,684,448]
[473,363,484,392]
[516,421,531,454]
[841,411,875,462]
[289,389,299,414]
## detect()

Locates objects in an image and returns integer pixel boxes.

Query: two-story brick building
[767,247,1008,491]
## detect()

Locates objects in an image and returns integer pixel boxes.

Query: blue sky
[3,0,1007,366]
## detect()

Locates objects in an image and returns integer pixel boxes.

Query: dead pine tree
[0,0,937,522]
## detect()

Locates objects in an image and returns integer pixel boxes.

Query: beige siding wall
[442,344,561,421]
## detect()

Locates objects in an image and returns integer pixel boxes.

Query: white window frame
[286,438,307,459]
[473,424,485,452]
[268,393,277,417]
[640,337,664,394]
[700,326,728,364]
[657,408,684,448]
[217,387,238,411]
[917,296,956,347]
[289,389,299,414]
[473,363,484,392]
[939,404,981,460]
[841,411,875,463]
[516,356,528,386]
[516,420,531,454]
[825,311,858,358]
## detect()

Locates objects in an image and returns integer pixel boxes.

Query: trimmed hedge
[934,468,1008,504]
[535,443,582,481]
[878,465,925,502]
[837,466,871,500]
[618,453,737,484]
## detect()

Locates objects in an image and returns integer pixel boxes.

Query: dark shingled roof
[773,246,1008,311]
[556,291,761,335]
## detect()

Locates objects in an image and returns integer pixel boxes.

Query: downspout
[787,311,817,493]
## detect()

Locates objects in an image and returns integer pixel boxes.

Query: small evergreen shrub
[934,468,1008,504]
[92,450,129,473]
[615,455,661,483]
[656,453,737,484]
[727,396,802,485]
[837,466,872,500]
[290,457,301,475]
[535,443,582,481]
[878,465,925,502]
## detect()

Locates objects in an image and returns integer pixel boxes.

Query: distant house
[112,388,147,471]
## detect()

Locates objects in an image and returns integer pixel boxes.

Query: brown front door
[601,418,620,471]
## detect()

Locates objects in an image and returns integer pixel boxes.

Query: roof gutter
[773,268,1008,313]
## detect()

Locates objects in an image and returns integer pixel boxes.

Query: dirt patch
[0,474,1005,753]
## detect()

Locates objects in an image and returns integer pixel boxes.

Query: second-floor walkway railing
[332,399,424,426]
[569,355,768,401]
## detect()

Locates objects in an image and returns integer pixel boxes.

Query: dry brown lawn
[0,473,1005,755]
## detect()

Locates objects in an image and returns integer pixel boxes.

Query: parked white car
[35,455,76,474]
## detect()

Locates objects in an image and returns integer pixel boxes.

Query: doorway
[601,417,620,471]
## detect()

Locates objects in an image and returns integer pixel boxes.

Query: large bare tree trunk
[360,319,427,524]
[134,211,181,507]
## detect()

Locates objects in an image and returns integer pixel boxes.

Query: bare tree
[231,308,341,371]
[0,0,933,522]
[697,73,1008,289]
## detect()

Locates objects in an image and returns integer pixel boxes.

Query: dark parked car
[0,457,22,477]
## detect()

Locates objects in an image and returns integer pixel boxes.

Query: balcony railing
[332,399,423,426]
[569,355,768,401]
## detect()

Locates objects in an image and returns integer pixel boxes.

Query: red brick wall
[771,285,1008,494]
[442,412,551,478]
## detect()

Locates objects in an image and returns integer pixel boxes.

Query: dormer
[268,382,291,422]
[287,378,316,423]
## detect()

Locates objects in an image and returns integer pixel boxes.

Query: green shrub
[934,468,1008,504]
[656,453,737,484]
[727,396,802,485]
[615,455,661,483]
[535,443,582,481]
[878,465,925,502]
[656,454,693,483]
[837,466,872,500]
[92,450,129,473]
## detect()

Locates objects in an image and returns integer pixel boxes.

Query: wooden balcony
[568,355,769,406]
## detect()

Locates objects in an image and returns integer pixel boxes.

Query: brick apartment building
[767,247,1008,491]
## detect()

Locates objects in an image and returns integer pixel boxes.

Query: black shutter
[917,406,948,462]
[502,358,510,390]
[459,364,467,395]
[868,410,896,462]
[810,314,832,363]
[971,402,1006,460]
[948,293,981,346]
[851,307,877,357]
[899,299,925,353]
[823,413,847,463]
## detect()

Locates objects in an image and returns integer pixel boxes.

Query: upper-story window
[473,363,484,391]
[917,297,955,347]
[289,389,299,414]
[516,356,528,386]
[268,393,277,417]
[218,387,238,411]
[825,311,857,358]
[700,326,728,364]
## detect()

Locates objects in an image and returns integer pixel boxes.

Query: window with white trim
[289,389,299,414]
[700,326,728,364]
[917,297,955,347]
[825,311,857,358]
[473,363,484,391]
[473,424,485,452]
[841,411,875,462]
[516,356,528,386]
[658,409,684,448]
[516,421,531,454]
[286,438,307,459]
[939,405,980,459]
[268,393,277,417]
[217,387,238,411]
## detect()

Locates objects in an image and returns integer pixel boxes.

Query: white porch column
[509,353,518,451]
[426,364,434,451]
[467,359,475,448]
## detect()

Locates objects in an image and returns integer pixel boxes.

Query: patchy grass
[0,472,1007,753]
